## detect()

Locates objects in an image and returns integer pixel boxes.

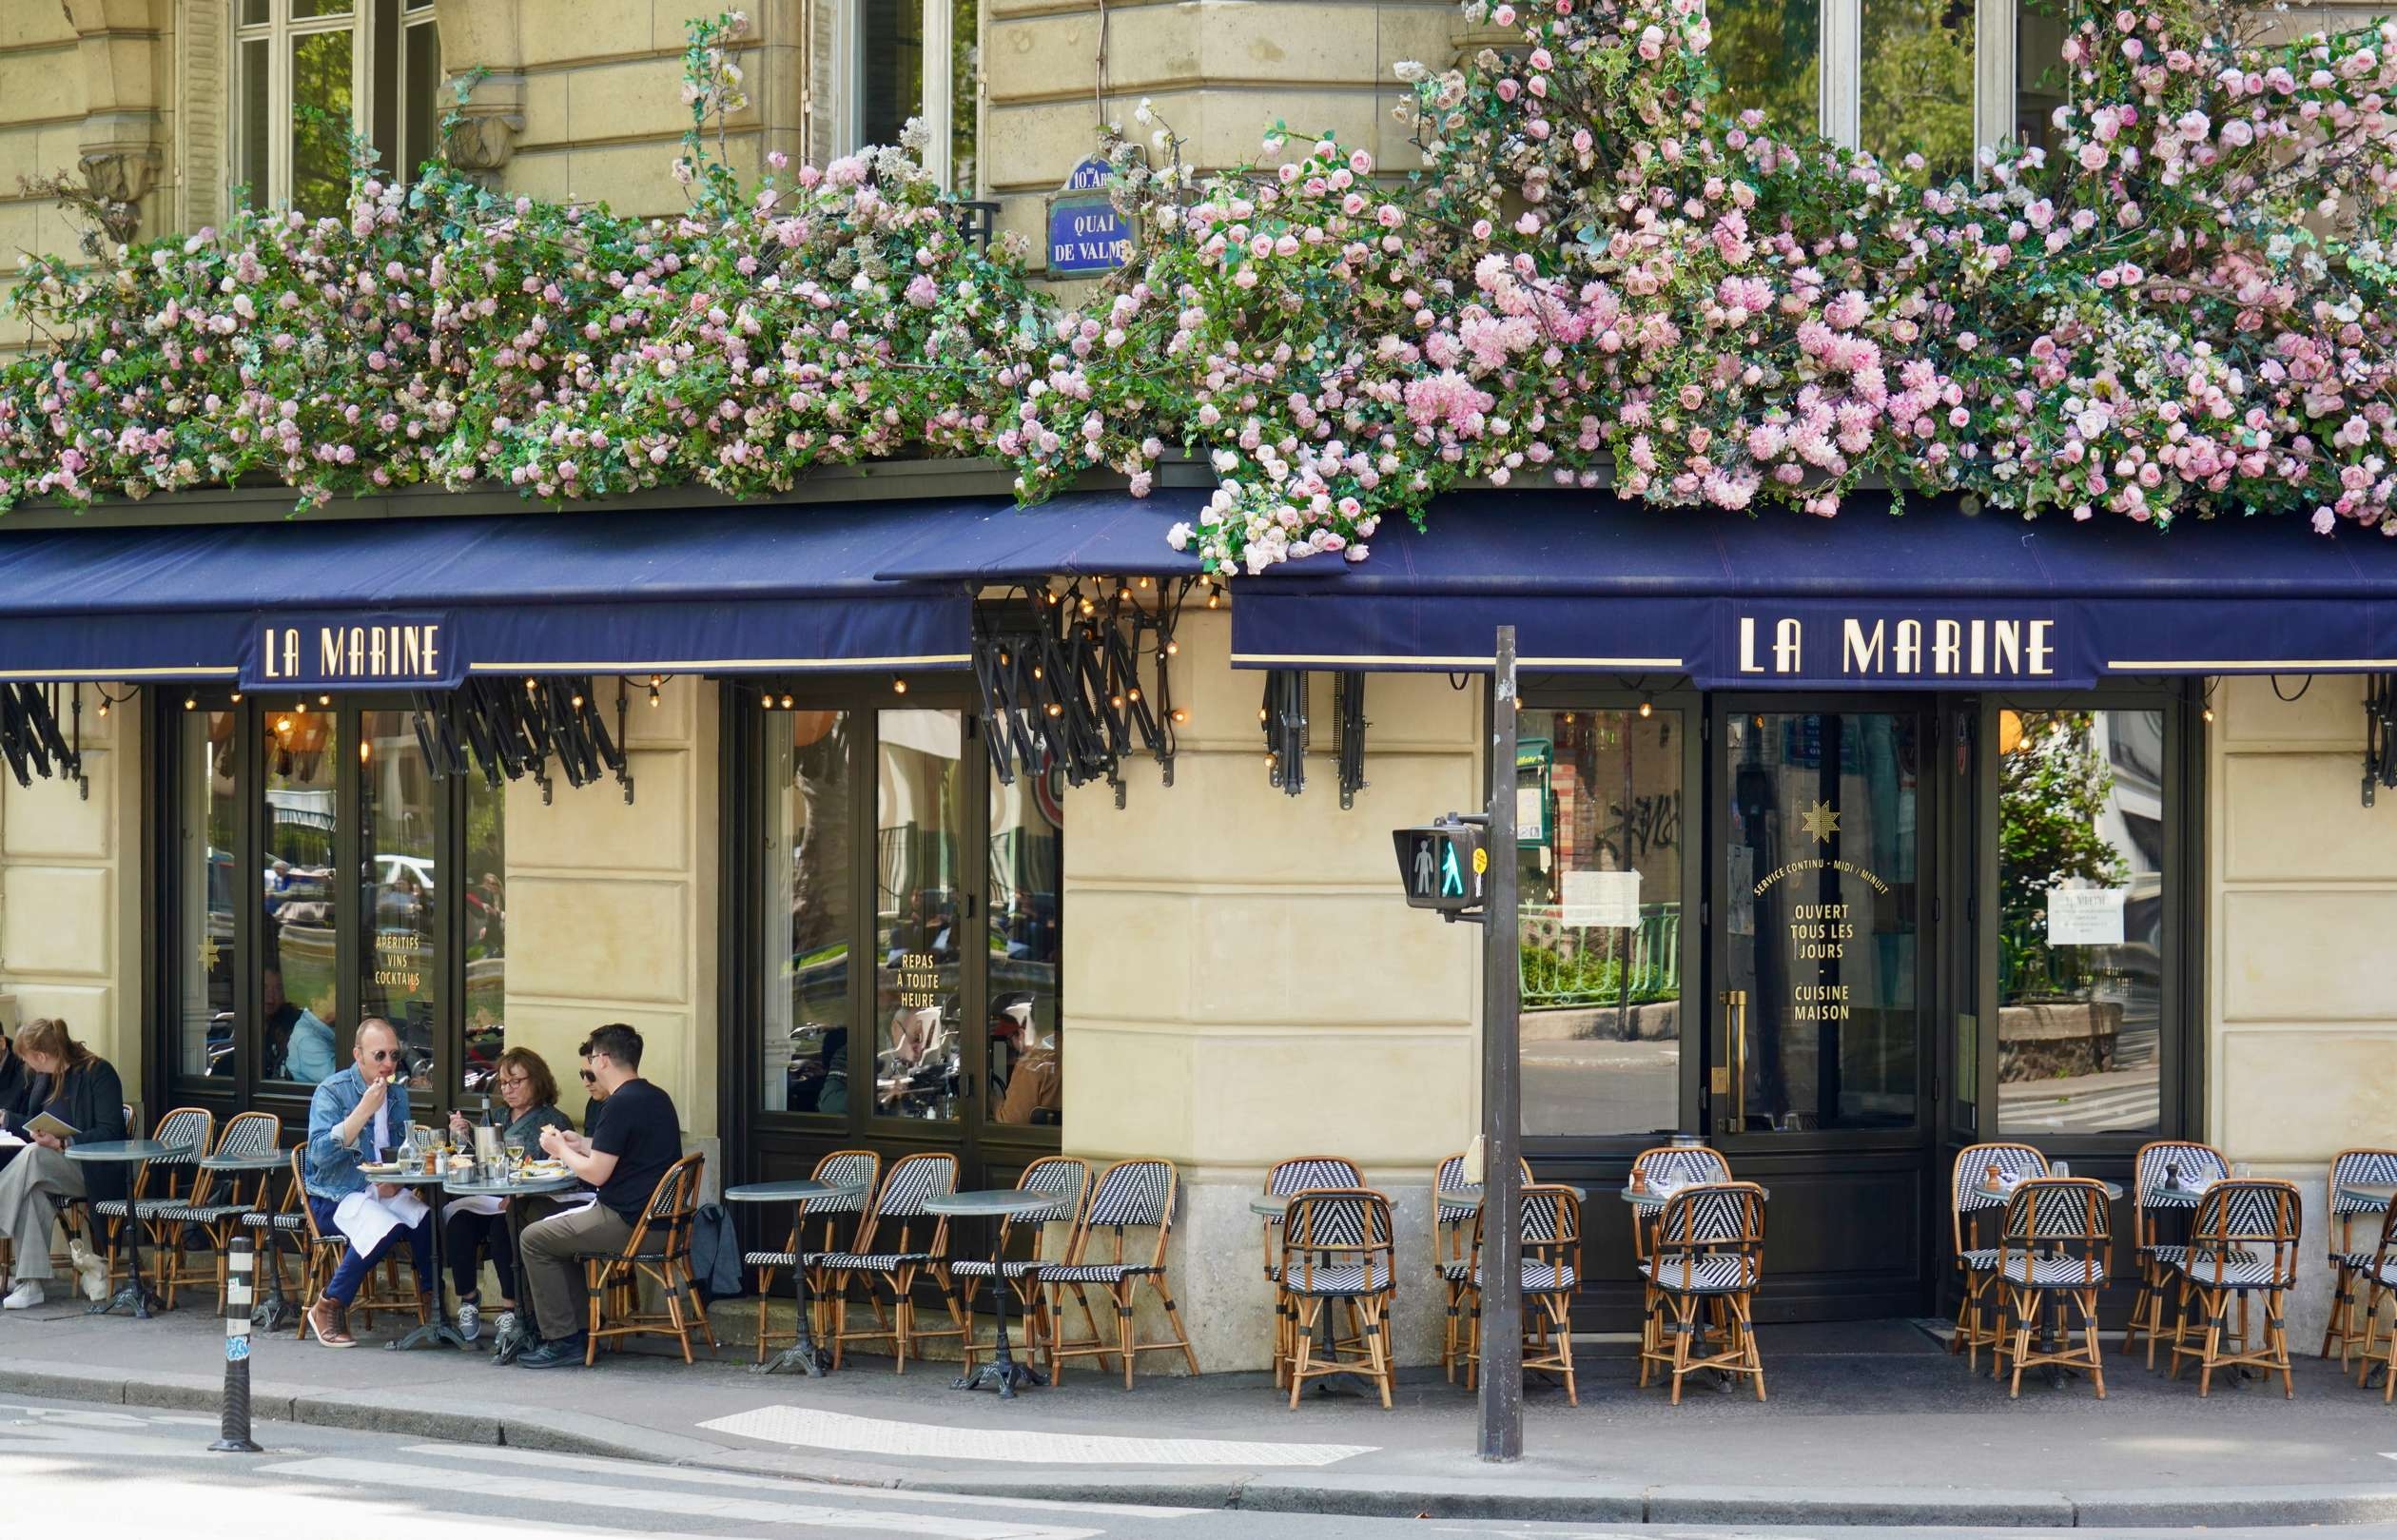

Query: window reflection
[765,712,854,1115]
[989,767,1062,1125]
[1707,0,1820,140]
[183,711,240,1080]
[463,770,505,1098]
[875,710,965,1121]
[263,710,341,1083]
[361,711,437,1095]
[1861,0,1974,176]
[1997,709,2164,1135]
[1517,709,1686,1138]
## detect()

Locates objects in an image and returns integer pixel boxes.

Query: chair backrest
[1651,1180,1766,1291]
[1632,1144,1732,1191]
[144,1106,215,1201]
[1433,1151,1533,1222]
[808,1149,881,1216]
[1073,1159,1179,1269]
[2133,1140,2231,1244]
[1277,1187,1394,1295]
[203,1110,282,1208]
[852,1152,955,1257]
[1016,1155,1092,1225]
[624,1151,708,1258]
[2190,1178,2302,1287]
[2329,1148,2397,1224]
[1998,1177,2110,1285]
[1514,1182,1583,1292]
[1268,1156,1365,1197]
[292,1146,333,1244]
[1952,1141,2049,1249]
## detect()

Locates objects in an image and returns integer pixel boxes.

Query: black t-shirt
[591,1078,679,1222]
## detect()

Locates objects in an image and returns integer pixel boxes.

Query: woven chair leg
[2324,1265,2353,1360]
[1286,1296,1315,1411]
[1667,1299,1691,1407]
[1366,1297,1393,1410]
[1155,1278,1200,1376]
[1116,1288,1137,1391]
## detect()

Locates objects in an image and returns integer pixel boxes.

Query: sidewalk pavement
[9,1299,2397,1528]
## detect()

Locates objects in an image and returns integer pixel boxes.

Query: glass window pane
[1517,709,1686,1138]
[180,711,240,1081]
[1722,712,1922,1132]
[1861,0,1974,176]
[463,765,505,1099]
[875,709,964,1122]
[402,15,441,180]
[291,28,355,218]
[766,711,853,1115]
[292,0,356,17]
[263,709,341,1084]
[1706,0,1819,142]
[240,38,271,208]
[361,710,438,1099]
[2015,0,2069,157]
[860,0,924,148]
[1997,709,2165,1136]
[989,765,1062,1126]
[949,0,978,192]
[241,0,269,26]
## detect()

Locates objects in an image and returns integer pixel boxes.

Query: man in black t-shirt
[516,1023,681,1369]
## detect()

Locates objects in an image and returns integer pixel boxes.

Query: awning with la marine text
[1227,492,2397,690]
[0,499,1015,689]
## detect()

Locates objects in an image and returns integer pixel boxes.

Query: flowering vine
[6,2,2397,576]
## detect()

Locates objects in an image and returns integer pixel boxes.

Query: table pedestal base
[389,1318,472,1352]
[756,1339,834,1377]
[954,1356,1044,1398]
[89,1279,163,1318]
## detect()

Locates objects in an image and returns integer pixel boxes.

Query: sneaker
[67,1241,107,1302]
[2,1279,43,1310]
[457,1300,481,1342]
[517,1333,588,1369]
[307,1296,356,1348]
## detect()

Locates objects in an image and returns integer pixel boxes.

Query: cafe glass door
[1708,703,1937,1319]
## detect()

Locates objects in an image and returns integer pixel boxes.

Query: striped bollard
[208,1238,263,1453]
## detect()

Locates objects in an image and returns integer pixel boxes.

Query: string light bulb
[183,694,196,711]
[294,700,307,714]
[2202,703,2215,724]
[275,715,293,734]
[1126,687,1141,702]
[97,699,110,719]
[649,683,661,709]
[1165,640,1179,656]
[780,693,794,710]
[318,693,330,707]
[359,740,371,763]
[892,676,908,695]
[570,692,585,710]
[1639,697,1654,719]
[1207,585,1222,610]
[1171,708,1189,725]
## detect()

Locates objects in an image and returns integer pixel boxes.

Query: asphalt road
[7,1393,2390,1540]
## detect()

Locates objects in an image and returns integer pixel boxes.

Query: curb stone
[11,1359,2397,1527]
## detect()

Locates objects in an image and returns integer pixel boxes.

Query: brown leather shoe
[308,1296,356,1348]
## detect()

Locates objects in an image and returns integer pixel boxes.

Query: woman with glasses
[439,1046,573,1344]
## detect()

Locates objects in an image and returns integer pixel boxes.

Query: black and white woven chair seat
[2148,1244,2258,1268]
[2168,1254,2284,1289]
[815,1250,932,1272]
[2337,1249,2382,1272]
[150,1201,249,1223]
[2000,1255,2108,1287]
[241,1212,307,1232]
[1434,1257,1473,1282]
[1279,1263,1390,1297]
[1959,1247,2001,1272]
[1638,1256,1751,1293]
[742,1249,841,1268]
[948,1257,1044,1280]
[1041,1261,1160,1284]
[1471,1260,1579,1293]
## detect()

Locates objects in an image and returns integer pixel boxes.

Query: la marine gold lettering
[1736,614,2059,678]
[279,622,446,681]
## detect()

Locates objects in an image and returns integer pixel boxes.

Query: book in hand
[24,1112,79,1142]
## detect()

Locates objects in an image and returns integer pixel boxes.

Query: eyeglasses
[578,1069,596,1083]
[497,1074,529,1088]
[364,1049,401,1063]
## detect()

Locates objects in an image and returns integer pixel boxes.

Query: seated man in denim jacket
[303,1018,434,1347]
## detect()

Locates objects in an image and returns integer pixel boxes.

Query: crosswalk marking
[259,1456,1103,1540]
[700,1405,1375,1468]
[407,1442,1203,1518]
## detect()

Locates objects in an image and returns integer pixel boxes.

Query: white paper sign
[1516,785,1544,833]
[2046,887,2127,945]
[1561,868,1641,927]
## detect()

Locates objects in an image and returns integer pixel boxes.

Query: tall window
[1996,709,2168,1136]
[850,0,979,192]
[235,0,441,216]
[166,693,500,1108]
[1705,0,2069,180]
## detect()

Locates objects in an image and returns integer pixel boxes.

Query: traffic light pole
[1478,624,1523,1462]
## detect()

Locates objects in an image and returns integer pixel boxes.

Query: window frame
[149,688,492,1123]
[841,0,981,192]
[231,0,440,210]
[1731,0,2016,162]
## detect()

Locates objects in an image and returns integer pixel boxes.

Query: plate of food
[521,1160,570,1179]
[360,1162,405,1178]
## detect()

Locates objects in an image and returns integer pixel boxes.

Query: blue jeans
[308,1194,433,1307]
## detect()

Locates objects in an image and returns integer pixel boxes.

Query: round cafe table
[68,1139,197,1319]
[724,1179,867,1376]
[361,1165,474,1351]
[202,1146,298,1332]
[926,1188,1056,1398]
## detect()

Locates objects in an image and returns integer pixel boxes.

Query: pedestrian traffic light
[1393,818,1486,913]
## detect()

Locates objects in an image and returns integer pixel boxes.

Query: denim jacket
[305,1064,412,1202]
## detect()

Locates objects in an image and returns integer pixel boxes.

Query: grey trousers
[518,1199,633,1341]
[0,1145,85,1280]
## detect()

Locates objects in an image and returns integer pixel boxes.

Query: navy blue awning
[1229,493,2397,689]
[870,492,1204,583]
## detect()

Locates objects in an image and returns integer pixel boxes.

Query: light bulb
[892,676,908,695]
[2202,705,2215,724]
[275,716,292,734]
[1207,586,1222,609]
[570,693,585,710]
[649,686,660,709]
[1639,698,1653,718]
[1172,709,1189,724]
[183,695,196,711]
[1166,640,1179,655]
[97,701,109,719]
[780,694,794,710]
[360,740,371,763]
[294,701,307,714]
[229,692,243,704]
[318,693,330,707]
[1127,687,1141,701]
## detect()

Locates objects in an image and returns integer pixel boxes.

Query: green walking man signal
[1393,816,1488,916]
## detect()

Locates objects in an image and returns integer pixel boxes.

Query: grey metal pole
[209,1237,262,1453]
[1478,625,1524,1462]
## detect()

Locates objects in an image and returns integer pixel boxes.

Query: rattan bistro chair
[1637,1180,1768,1404]
[154,1111,281,1309]
[2323,1149,2397,1366]
[88,1105,211,1303]
[2167,1178,2302,1397]
[1991,1177,2111,1398]
[2348,1202,2397,1399]
[1276,1188,1398,1409]
[2126,1140,2235,1366]
[1039,1158,1201,1388]
[577,1151,717,1365]
[953,1156,1092,1375]
[818,1151,966,1372]
[285,1145,419,1336]
[1263,1157,1365,1387]
[1950,1142,2050,1371]
[746,1148,880,1365]
[1432,1152,1532,1383]
[1461,1181,1583,1406]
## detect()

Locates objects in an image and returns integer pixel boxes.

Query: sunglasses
[364,1049,402,1063]
[578,1069,596,1083]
